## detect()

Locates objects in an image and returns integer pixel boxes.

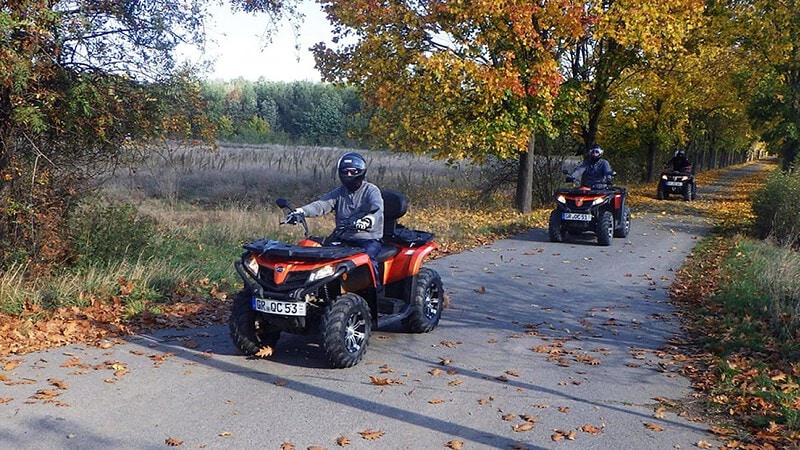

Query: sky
[182,1,333,82]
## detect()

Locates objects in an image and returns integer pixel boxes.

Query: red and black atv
[548,170,631,246]
[656,165,696,201]
[229,190,443,368]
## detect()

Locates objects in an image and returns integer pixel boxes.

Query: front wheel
[656,181,665,200]
[596,211,613,246]
[682,182,692,201]
[614,205,631,238]
[323,293,371,368]
[548,210,566,242]
[402,268,443,333]
[229,290,280,356]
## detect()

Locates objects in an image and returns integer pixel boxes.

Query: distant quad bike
[229,190,443,368]
[656,166,696,201]
[549,170,632,246]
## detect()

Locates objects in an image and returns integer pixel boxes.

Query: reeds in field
[102,143,481,208]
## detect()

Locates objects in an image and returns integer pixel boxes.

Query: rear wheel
[323,293,371,368]
[229,290,280,356]
[548,210,566,242]
[596,211,613,246]
[656,182,665,200]
[402,268,443,333]
[614,205,632,238]
[691,182,697,200]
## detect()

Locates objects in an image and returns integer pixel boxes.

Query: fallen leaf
[358,429,385,440]
[644,423,664,432]
[501,413,515,421]
[581,424,603,435]
[697,440,713,449]
[48,378,69,390]
[513,423,534,432]
[279,442,294,450]
[218,431,232,437]
[0,397,13,404]
[255,346,273,358]
[369,376,404,386]
[429,368,444,376]
[448,379,463,387]
[336,435,351,446]
[445,440,464,449]
[429,399,446,404]
[165,437,183,446]
[3,359,23,371]
[520,414,538,423]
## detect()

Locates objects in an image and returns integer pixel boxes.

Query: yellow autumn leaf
[255,346,273,358]
[445,440,464,450]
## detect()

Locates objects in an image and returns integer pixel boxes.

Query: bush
[752,170,800,247]
[68,203,157,266]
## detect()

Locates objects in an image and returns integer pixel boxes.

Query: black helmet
[337,152,367,191]
[588,144,603,162]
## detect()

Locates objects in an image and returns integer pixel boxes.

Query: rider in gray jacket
[289,152,385,288]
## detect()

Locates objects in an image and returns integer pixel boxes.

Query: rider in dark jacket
[571,144,614,190]
[667,150,691,172]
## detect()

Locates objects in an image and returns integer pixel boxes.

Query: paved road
[1,163,767,449]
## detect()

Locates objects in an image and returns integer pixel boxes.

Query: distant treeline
[201,79,372,147]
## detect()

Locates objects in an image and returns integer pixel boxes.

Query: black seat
[381,190,408,241]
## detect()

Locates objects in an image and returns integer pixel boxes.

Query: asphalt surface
[1,163,768,450]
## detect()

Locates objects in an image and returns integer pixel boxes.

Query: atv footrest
[377,297,405,314]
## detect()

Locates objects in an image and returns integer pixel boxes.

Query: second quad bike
[229,190,443,368]
[656,166,696,201]
[549,170,632,246]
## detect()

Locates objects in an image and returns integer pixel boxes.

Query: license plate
[563,213,592,221]
[253,297,306,316]
[665,181,683,187]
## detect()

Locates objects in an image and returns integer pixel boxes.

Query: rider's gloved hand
[354,217,372,231]
[286,208,304,224]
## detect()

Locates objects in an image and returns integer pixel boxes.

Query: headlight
[680,176,689,181]
[308,265,335,283]
[244,255,259,275]
[661,174,668,180]
[591,197,606,206]
[556,194,566,204]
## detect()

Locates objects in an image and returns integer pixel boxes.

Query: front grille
[257,268,310,292]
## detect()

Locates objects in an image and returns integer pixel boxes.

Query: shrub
[752,170,800,247]
[68,203,157,266]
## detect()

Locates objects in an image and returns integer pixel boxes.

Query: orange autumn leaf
[581,424,603,435]
[165,437,183,446]
[429,398,446,404]
[369,376,404,386]
[445,440,464,449]
[644,423,664,432]
[513,423,534,432]
[279,443,295,450]
[358,429,385,440]
[336,435,351,446]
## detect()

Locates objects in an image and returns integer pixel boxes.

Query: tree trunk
[515,133,535,213]
[646,140,658,182]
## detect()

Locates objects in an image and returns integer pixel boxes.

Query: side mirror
[276,198,291,209]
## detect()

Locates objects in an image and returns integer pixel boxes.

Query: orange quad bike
[548,170,632,246]
[229,190,443,368]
